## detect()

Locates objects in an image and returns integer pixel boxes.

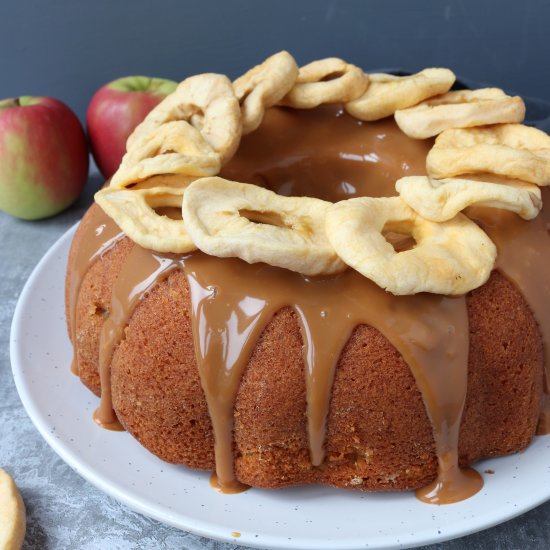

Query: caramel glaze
[69,105,549,504]
[183,252,480,501]
[94,246,179,431]
[221,105,433,201]
[67,206,124,375]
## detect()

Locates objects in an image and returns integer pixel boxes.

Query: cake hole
[153,206,183,220]
[239,209,288,228]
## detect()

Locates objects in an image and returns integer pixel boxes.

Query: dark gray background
[2,0,550,122]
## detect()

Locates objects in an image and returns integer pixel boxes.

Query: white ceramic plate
[10,224,550,550]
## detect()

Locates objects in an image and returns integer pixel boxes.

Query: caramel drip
[185,259,270,492]
[94,246,179,430]
[468,187,550,434]
[209,472,248,494]
[67,206,124,374]
[293,301,351,467]
[183,253,480,501]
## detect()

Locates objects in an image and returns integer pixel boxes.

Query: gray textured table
[1,165,550,550]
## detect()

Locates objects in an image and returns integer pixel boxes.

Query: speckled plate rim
[10,222,550,550]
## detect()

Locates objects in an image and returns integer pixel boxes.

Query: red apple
[86,76,177,179]
[0,96,89,220]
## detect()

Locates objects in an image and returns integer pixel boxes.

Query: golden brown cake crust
[460,273,543,461]
[69,230,543,490]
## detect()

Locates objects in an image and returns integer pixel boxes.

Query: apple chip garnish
[326,196,496,295]
[394,88,525,139]
[281,57,369,109]
[112,121,220,186]
[396,176,541,221]
[95,185,196,253]
[233,50,299,135]
[183,177,346,275]
[111,73,241,189]
[427,124,550,185]
[345,68,455,121]
[0,468,25,550]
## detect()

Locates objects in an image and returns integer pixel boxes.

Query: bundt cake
[66,53,550,505]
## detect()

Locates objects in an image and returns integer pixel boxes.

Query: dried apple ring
[127,73,241,160]
[111,121,220,189]
[183,177,346,275]
[111,73,241,188]
[233,50,299,135]
[394,88,525,139]
[326,196,496,295]
[345,68,455,121]
[427,124,550,185]
[280,57,369,109]
[95,185,196,253]
[396,176,541,222]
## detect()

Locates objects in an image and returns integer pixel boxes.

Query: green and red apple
[87,76,177,179]
[0,96,89,220]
